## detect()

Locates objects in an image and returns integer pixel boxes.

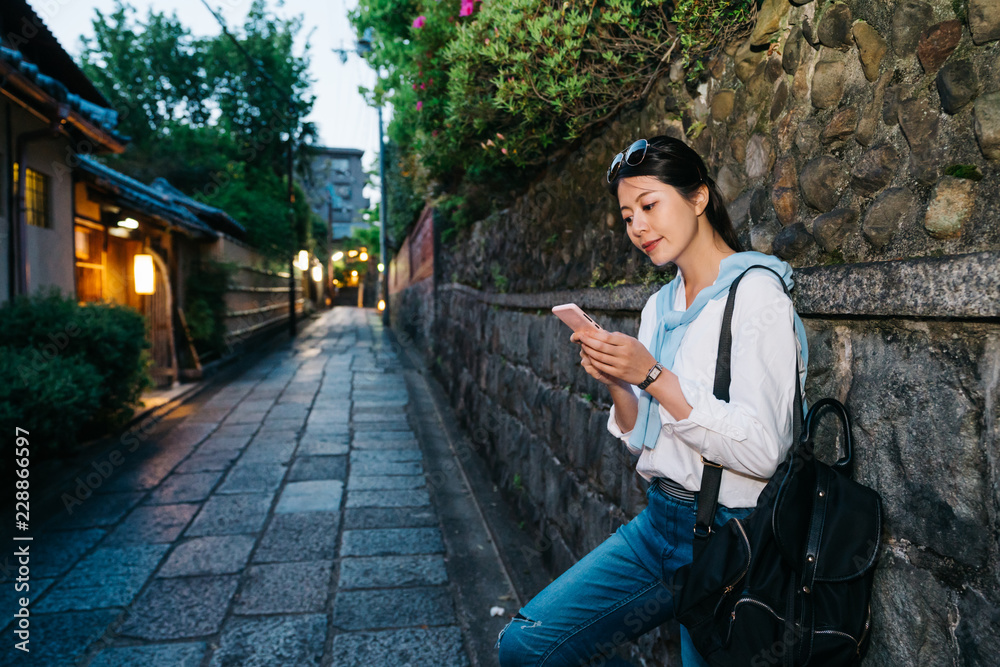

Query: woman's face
[618,175,708,267]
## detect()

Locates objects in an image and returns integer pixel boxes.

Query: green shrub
[185,261,236,359]
[0,347,101,451]
[0,290,152,445]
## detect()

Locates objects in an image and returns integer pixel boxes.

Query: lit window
[12,164,51,228]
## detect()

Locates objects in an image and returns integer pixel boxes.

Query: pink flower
[459,0,475,17]
[501,147,508,155]
[496,132,505,140]
[412,16,426,29]
[416,101,423,111]
[433,129,439,137]
[420,83,425,89]
[412,83,418,90]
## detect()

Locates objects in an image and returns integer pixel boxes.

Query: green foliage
[945,164,983,181]
[351,0,756,240]
[491,263,509,293]
[0,290,152,449]
[80,0,318,261]
[185,261,237,358]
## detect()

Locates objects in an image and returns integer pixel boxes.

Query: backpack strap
[692,265,804,560]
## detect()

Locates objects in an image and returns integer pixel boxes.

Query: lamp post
[335,28,389,324]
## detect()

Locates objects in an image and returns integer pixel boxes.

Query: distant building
[301,146,371,240]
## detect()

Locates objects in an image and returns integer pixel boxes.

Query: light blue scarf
[632,251,809,449]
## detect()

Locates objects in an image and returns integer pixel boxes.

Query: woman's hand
[571,330,658,387]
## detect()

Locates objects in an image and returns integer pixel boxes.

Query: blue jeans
[496,483,753,667]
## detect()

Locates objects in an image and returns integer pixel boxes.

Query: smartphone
[552,303,603,333]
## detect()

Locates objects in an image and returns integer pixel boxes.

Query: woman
[496,136,808,667]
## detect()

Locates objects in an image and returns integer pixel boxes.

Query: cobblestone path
[2,308,491,666]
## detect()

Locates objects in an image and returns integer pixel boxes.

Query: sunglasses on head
[606,139,648,184]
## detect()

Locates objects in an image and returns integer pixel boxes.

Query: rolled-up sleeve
[608,399,642,454]
[657,275,800,479]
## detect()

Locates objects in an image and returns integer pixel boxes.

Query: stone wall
[393,0,1000,663]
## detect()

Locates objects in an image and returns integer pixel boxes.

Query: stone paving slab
[275,480,344,513]
[158,535,256,577]
[29,528,105,578]
[240,439,297,463]
[174,448,241,473]
[146,472,223,504]
[341,527,444,557]
[329,627,469,667]
[347,475,425,491]
[216,462,287,494]
[339,554,448,589]
[350,438,421,450]
[342,507,439,530]
[346,489,431,508]
[350,460,424,476]
[332,586,456,630]
[213,423,258,437]
[185,493,274,536]
[34,545,169,613]
[89,642,207,667]
[288,455,348,481]
[209,614,327,667]
[119,575,239,640]
[234,560,333,614]
[350,449,424,463]
[0,609,121,666]
[45,492,146,531]
[197,435,252,453]
[103,503,199,546]
[353,420,415,432]
[297,437,350,456]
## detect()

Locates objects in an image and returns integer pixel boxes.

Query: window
[331,158,350,175]
[335,184,352,201]
[12,164,51,228]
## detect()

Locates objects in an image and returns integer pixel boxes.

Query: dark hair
[606,135,743,252]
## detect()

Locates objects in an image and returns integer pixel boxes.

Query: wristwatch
[638,362,664,390]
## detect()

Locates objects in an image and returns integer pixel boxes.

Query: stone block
[185,493,274,536]
[343,507,439,530]
[217,462,287,494]
[783,27,803,74]
[350,459,424,476]
[275,480,344,513]
[103,503,199,545]
[346,488,431,508]
[119,575,239,640]
[0,610,121,665]
[970,0,1000,44]
[897,98,941,184]
[772,222,813,260]
[892,1,934,56]
[158,535,256,577]
[850,145,898,197]
[916,20,962,73]
[175,448,240,473]
[811,53,846,109]
[710,90,735,122]
[89,643,207,667]
[853,21,888,82]
[936,60,979,114]
[234,561,333,613]
[862,187,916,249]
[339,554,448,589]
[974,91,1000,159]
[810,207,859,252]
[348,474,425,491]
[288,455,347,481]
[45,491,145,531]
[209,615,327,667]
[332,587,456,631]
[799,155,847,212]
[30,528,105,578]
[749,0,791,46]
[329,627,469,667]
[923,176,976,239]
[241,439,297,463]
[820,107,857,144]
[745,134,775,180]
[817,2,852,49]
[254,511,341,562]
[771,159,799,226]
[340,527,444,557]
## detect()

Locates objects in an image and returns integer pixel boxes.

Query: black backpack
[673,266,882,666]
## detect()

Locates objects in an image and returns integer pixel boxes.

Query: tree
[79,0,321,262]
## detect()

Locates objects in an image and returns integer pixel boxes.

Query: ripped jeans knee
[496,612,545,666]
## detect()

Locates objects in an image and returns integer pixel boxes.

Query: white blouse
[608,270,806,508]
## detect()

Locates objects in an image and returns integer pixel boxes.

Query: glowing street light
[377,263,384,273]
[295,250,309,270]
[117,217,139,229]
[359,251,369,262]
[311,265,322,282]
[332,251,344,261]
[347,249,359,258]
[134,254,155,294]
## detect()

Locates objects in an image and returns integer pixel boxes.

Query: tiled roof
[75,156,224,240]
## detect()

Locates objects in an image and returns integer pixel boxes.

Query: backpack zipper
[713,519,752,617]
[726,597,783,645]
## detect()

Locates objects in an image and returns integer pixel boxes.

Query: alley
[2,308,524,667]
